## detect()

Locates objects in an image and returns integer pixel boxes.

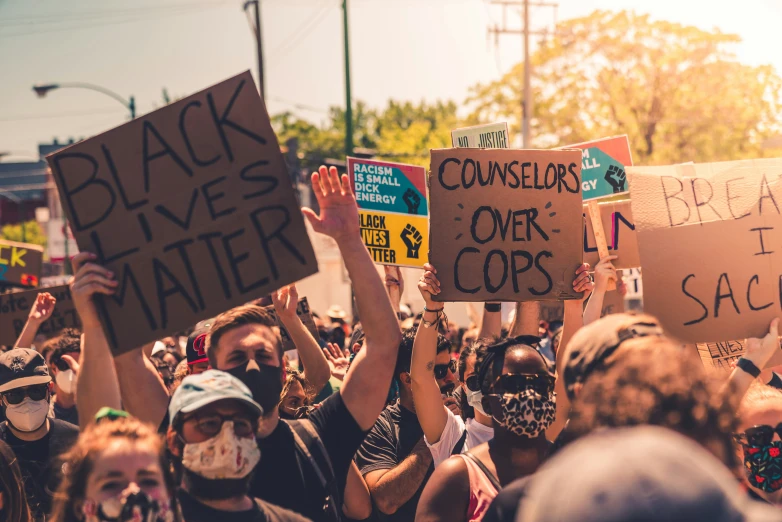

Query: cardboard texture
[262,297,318,351]
[695,340,745,375]
[0,285,80,346]
[0,239,43,287]
[47,71,318,354]
[429,148,583,302]
[582,200,639,268]
[628,158,782,343]
[451,122,510,149]
[564,135,633,201]
[349,157,429,268]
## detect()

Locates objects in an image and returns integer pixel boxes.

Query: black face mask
[224,361,283,416]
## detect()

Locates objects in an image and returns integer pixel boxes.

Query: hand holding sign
[743,318,781,371]
[572,263,594,301]
[271,284,299,325]
[28,292,56,324]
[418,263,442,309]
[70,252,118,330]
[302,166,360,246]
[593,255,618,291]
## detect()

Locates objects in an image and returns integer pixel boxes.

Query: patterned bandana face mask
[743,441,782,492]
[498,388,556,438]
[82,489,174,522]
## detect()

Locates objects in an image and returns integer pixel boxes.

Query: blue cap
[169,370,263,423]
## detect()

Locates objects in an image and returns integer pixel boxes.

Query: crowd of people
[2,165,782,521]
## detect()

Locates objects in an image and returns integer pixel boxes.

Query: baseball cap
[0,348,51,393]
[518,426,782,522]
[186,326,210,366]
[169,370,263,423]
[562,313,662,400]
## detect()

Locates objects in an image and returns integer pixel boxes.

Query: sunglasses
[434,359,457,380]
[183,412,256,439]
[3,384,48,405]
[733,423,782,447]
[492,374,555,396]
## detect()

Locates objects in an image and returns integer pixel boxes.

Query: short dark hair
[48,332,82,368]
[475,336,544,395]
[394,328,450,378]
[207,305,281,369]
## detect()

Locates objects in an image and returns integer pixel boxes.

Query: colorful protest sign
[628,158,782,343]
[582,200,639,269]
[451,122,510,149]
[0,239,43,287]
[0,285,80,346]
[47,71,318,355]
[349,157,428,268]
[566,135,632,201]
[429,148,583,302]
[262,296,318,351]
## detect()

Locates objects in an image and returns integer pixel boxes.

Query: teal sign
[580,147,628,201]
[348,158,428,216]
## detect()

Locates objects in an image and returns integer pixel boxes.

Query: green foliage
[1,221,46,248]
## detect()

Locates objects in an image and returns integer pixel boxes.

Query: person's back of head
[0,439,31,522]
[567,337,738,467]
[519,426,781,522]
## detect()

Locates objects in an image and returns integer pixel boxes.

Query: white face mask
[467,389,488,416]
[55,369,75,395]
[181,421,260,479]
[5,397,49,432]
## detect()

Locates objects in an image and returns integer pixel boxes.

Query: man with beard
[167,369,308,521]
[354,329,458,521]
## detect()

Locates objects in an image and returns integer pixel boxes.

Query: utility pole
[244,0,265,98]
[342,0,353,157]
[488,0,558,148]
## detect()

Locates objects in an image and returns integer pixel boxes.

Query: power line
[0,107,124,123]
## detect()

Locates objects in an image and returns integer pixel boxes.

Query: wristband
[484,303,501,312]
[737,357,761,378]
[424,306,444,313]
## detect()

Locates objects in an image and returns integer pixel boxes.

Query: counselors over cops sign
[429,148,583,302]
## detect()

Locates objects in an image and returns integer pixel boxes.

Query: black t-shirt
[251,391,367,520]
[52,401,79,426]
[178,488,311,522]
[354,402,433,522]
[2,417,79,520]
[768,373,782,390]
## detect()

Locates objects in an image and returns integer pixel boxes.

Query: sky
[1,0,781,160]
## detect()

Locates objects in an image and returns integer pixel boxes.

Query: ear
[165,429,182,458]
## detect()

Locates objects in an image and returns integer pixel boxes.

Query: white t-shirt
[425,408,494,467]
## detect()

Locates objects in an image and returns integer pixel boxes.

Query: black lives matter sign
[429,148,583,302]
[48,71,317,354]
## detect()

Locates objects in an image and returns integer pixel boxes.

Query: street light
[33,82,135,119]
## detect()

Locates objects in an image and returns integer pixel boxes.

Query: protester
[410,265,494,467]
[517,426,781,522]
[0,438,32,522]
[736,384,782,505]
[50,415,179,522]
[279,368,315,420]
[355,328,458,520]
[184,327,210,376]
[0,348,79,519]
[166,370,307,521]
[47,333,82,426]
[71,165,402,521]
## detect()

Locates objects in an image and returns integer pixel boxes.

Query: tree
[1,221,46,249]
[467,10,782,164]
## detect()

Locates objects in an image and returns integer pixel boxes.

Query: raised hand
[70,252,118,329]
[593,255,618,290]
[572,262,593,301]
[418,263,441,308]
[301,165,360,245]
[400,224,423,258]
[272,284,299,324]
[403,189,422,214]
[28,292,56,323]
[743,318,781,370]
[605,165,627,193]
[323,342,351,381]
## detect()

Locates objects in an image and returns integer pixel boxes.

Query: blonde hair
[739,383,782,417]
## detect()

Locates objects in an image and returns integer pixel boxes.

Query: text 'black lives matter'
[47,71,317,354]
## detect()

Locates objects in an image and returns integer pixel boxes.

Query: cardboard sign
[451,122,510,149]
[628,158,782,343]
[349,157,429,268]
[582,200,639,269]
[696,340,745,374]
[263,297,318,351]
[565,136,632,201]
[47,71,318,354]
[429,148,583,301]
[539,301,564,323]
[0,285,80,346]
[0,239,43,287]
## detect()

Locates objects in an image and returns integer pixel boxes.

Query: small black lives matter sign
[47,71,317,354]
[429,148,583,302]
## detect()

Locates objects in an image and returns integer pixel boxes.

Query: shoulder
[255,498,312,522]
[49,418,79,438]
[430,454,470,491]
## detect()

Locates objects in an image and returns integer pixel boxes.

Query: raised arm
[478,302,502,340]
[69,252,122,429]
[273,284,330,393]
[15,292,56,348]
[722,318,780,404]
[509,302,540,337]
[384,266,404,320]
[114,344,170,427]
[582,256,617,325]
[411,264,449,444]
[302,165,401,430]
[549,263,592,441]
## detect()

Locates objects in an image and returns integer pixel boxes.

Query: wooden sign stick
[587,200,616,291]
